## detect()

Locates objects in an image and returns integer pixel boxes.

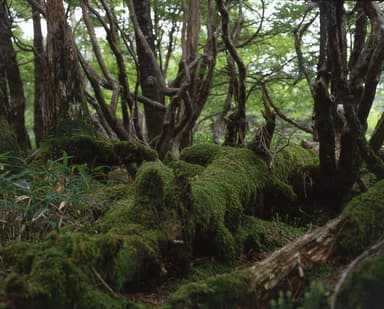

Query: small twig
[91,266,118,297]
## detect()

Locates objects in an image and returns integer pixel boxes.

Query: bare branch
[263,85,313,134]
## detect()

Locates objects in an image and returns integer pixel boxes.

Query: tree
[42,0,89,136]
[131,0,165,143]
[0,0,30,151]
[32,0,44,146]
[309,1,384,207]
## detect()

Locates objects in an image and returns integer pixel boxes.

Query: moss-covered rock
[335,254,384,309]
[335,179,384,257]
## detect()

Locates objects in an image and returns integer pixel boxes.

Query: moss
[0,143,321,307]
[272,144,318,181]
[236,215,305,255]
[41,119,157,167]
[3,249,87,308]
[180,143,223,166]
[55,118,96,139]
[168,160,205,178]
[335,179,384,257]
[211,223,236,262]
[0,240,39,274]
[191,147,267,234]
[336,255,384,309]
[166,269,255,308]
[2,247,129,309]
[261,177,297,218]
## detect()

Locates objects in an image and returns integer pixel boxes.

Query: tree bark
[216,0,247,146]
[32,1,44,147]
[131,0,164,143]
[0,0,30,151]
[43,0,88,136]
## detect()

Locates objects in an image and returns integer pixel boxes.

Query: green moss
[2,247,129,309]
[114,236,163,291]
[166,269,255,308]
[3,248,88,308]
[0,240,39,273]
[191,147,267,232]
[0,142,321,307]
[272,144,318,181]
[180,143,223,166]
[335,179,384,257]
[55,118,96,139]
[168,160,205,178]
[336,255,384,309]
[41,119,157,167]
[236,215,305,255]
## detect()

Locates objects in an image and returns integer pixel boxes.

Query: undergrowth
[0,152,112,242]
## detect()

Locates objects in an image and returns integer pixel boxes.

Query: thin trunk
[216,0,247,146]
[132,0,164,143]
[32,1,44,147]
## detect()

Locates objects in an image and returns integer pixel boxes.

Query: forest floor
[0,142,383,308]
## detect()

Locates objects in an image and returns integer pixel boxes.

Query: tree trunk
[0,52,19,155]
[32,1,44,147]
[311,1,384,208]
[0,0,30,151]
[132,0,164,143]
[43,0,88,137]
[0,53,8,117]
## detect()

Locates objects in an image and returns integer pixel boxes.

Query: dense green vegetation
[1,0,384,307]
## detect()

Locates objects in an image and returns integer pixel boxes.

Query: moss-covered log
[166,178,384,308]
[0,143,317,308]
[40,119,157,168]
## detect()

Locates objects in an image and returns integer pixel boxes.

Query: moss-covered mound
[335,254,384,309]
[0,160,192,307]
[335,179,384,257]
[0,143,318,308]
